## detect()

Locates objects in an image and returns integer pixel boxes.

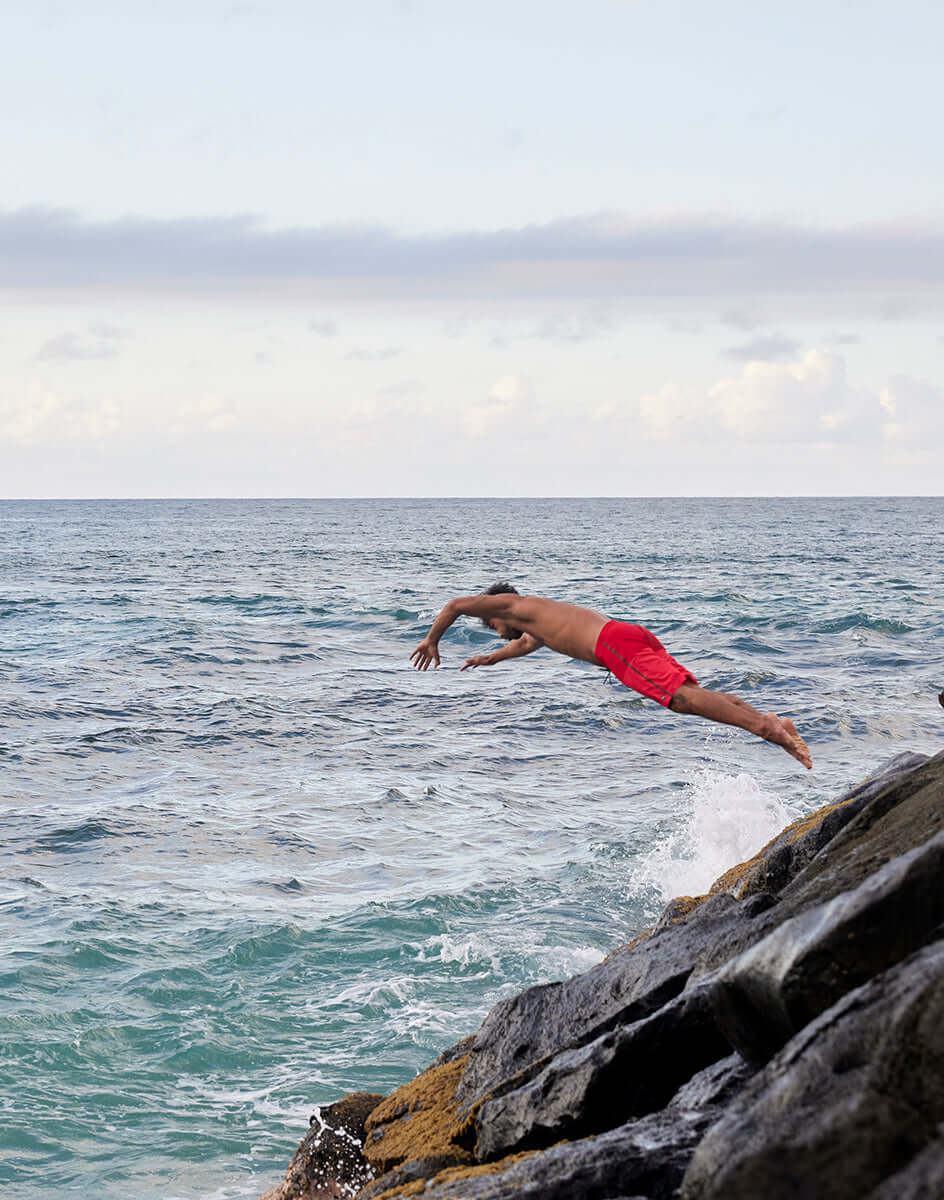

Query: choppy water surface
[1,498,941,1199]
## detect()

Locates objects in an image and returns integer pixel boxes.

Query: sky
[2,0,943,497]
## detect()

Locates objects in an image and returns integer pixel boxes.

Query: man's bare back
[488,595,608,663]
[410,585,812,770]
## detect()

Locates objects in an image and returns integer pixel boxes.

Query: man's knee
[670,684,696,713]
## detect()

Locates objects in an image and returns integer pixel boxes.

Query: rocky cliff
[260,749,944,1200]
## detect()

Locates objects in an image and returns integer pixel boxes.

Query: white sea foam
[415,930,601,986]
[629,768,796,904]
[415,932,500,970]
[173,1073,311,1125]
[324,975,413,1010]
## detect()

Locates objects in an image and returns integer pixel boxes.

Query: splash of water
[630,768,795,905]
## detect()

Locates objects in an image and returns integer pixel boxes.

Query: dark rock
[403,1057,751,1200]
[456,891,769,1114]
[711,830,944,1062]
[394,1109,710,1200]
[474,982,731,1160]
[782,750,944,905]
[355,1154,472,1200]
[680,937,944,1200]
[259,1091,383,1200]
[667,1052,754,1111]
[431,1036,475,1068]
[866,1138,944,1199]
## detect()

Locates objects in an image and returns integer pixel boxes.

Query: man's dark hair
[481,582,521,634]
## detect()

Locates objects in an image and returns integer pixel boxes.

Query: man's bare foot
[759,713,812,769]
[781,717,813,769]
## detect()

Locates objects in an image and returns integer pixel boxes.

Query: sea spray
[629,768,796,906]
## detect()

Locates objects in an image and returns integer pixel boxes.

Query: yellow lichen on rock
[363,1149,538,1200]
[604,924,653,960]
[661,894,710,922]
[362,1055,474,1178]
[708,850,772,897]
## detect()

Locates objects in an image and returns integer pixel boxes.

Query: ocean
[1,497,941,1199]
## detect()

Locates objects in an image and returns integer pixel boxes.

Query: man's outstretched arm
[409,594,526,670]
[461,633,544,671]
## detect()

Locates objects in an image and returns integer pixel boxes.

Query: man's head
[482,581,522,640]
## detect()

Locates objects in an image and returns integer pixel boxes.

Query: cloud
[500,127,528,151]
[528,309,616,344]
[379,379,425,399]
[707,350,876,442]
[166,394,237,437]
[1,386,120,444]
[308,318,338,336]
[345,346,402,362]
[637,384,709,440]
[720,309,765,331]
[723,333,801,362]
[0,387,240,444]
[462,375,532,438]
[667,317,705,335]
[3,208,944,314]
[223,1,259,20]
[879,374,944,443]
[636,349,900,445]
[87,320,132,340]
[486,308,616,350]
[35,332,121,362]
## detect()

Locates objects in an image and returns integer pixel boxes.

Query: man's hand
[461,654,493,671]
[410,638,440,670]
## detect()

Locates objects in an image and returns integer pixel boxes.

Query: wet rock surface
[710,830,944,1063]
[474,982,731,1160]
[866,1137,944,1199]
[257,749,944,1200]
[682,937,944,1200]
[259,1091,384,1200]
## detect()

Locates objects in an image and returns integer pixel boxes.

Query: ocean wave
[727,635,786,655]
[0,596,61,610]
[192,594,308,615]
[710,668,780,689]
[78,726,160,750]
[815,612,914,635]
[28,819,141,852]
[677,591,755,604]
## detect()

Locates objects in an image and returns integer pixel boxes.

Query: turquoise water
[1,498,942,1198]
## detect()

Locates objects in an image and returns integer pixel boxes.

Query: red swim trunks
[595,620,697,708]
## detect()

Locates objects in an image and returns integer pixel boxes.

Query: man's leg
[669,683,812,769]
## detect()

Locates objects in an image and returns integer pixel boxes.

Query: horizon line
[2,494,942,503]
